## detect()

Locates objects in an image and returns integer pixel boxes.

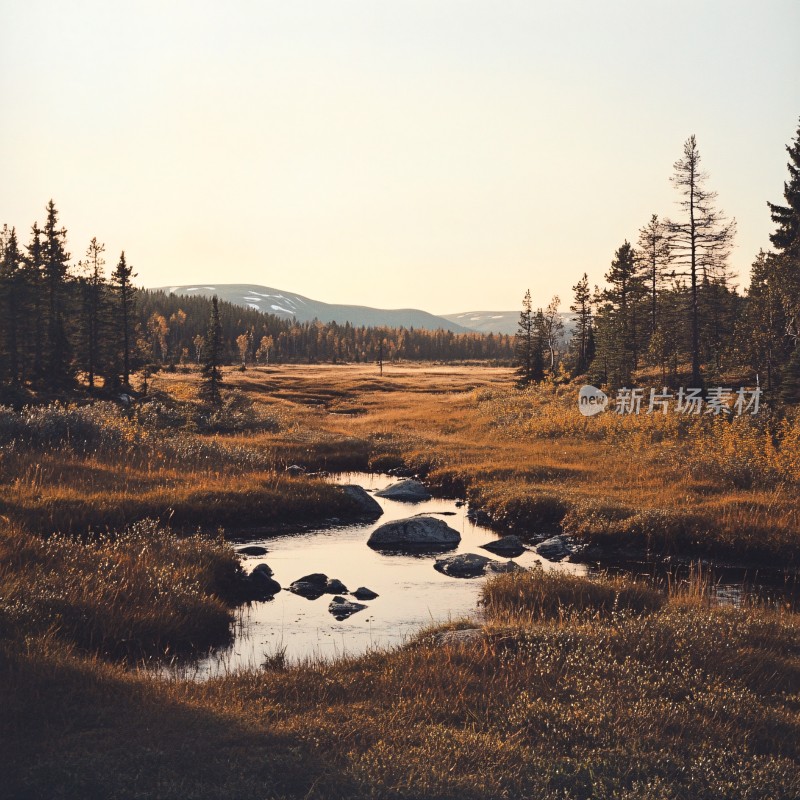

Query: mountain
[153,284,473,333]
[442,311,519,335]
[443,310,576,338]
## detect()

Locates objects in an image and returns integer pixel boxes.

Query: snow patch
[168,287,178,294]
[270,304,293,314]
[243,296,262,302]
[246,303,260,310]
[203,286,216,290]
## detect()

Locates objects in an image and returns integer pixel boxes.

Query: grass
[2,568,799,799]
[0,519,243,659]
[2,363,800,797]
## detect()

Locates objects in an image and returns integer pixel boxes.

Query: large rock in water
[340,485,384,519]
[536,535,575,562]
[374,479,432,502]
[288,573,329,599]
[353,586,379,600]
[246,563,281,598]
[485,560,525,574]
[480,535,526,558]
[434,552,494,578]
[328,596,367,621]
[367,516,460,552]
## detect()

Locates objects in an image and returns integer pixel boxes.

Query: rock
[237,545,268,556]
[434,552,494,578]
[536,535,575,562]
[325,578,348,594]
[328,596,367,621]
[374,479,432,502]
[485,560,525,574]
[455,500,466,508]
[285,464,306,476]
[341,485,384,519]
[288,573,328,599]
[353,586,379,600]
[367,516,461,552]
[480,535,526,558]
[432,627,483,646]
[467,508,493,526]
[246,564,281,598]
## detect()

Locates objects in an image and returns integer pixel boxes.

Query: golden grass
[2,568,799,799]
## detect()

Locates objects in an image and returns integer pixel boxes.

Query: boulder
[237,545,268,556]
[285,464,306,476]
[328,596,367,621]
[367,516,460,552]
[325,578,348,594]
[536,535,575,562]
[434,553,494,578]
[480,535,526,558]
[485,560,525,574]
[341,485,384,519]
[247,564,281,598]
[288,573,328,599]
[353,586,379,601]
[374,479,432,502]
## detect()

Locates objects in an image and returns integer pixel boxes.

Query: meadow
[2,363,800,798]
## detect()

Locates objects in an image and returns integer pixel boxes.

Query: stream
[169,472,799,679]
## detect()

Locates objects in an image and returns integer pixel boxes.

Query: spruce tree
[514,289,544,386]
[569,273,593,375]
[111,251,136,388]
[42,200,73,391]
[766,117,800,384]
[637,214,671,344]
[77,238,108,391]
[24,223,45,381]
[0,227,24,385]
[200,296,224,405]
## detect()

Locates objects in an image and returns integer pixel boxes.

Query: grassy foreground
[2,364,800,797]
[2,567,799,799]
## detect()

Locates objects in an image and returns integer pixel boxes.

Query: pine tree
[111,251,136,388]
[41,200,73,391]
[24,223,45,382]
[77,238,108,391]
[514,289,544,386]
[0,227,24,385]
[668,136,736,387]
[766,117,800,386]
[637,214,671,345]
[200,296,223,405]
[569,273,593,375]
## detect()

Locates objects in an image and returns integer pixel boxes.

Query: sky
[1,1,799,315]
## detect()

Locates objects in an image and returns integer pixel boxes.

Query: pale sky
[2,1,798,315]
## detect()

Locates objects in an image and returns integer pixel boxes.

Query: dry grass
[0,519,242,658]
[2,567,799,799]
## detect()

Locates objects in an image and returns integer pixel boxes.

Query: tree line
[515,121,800,402]
[0,210,514,402]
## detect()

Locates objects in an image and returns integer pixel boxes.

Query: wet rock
[328,596,367,621]
[285,464,306,476]
[237,545,268,556]
[288,573,328,599]
[353,586,379,600]
[480,535,526,558]
[341,485,384,519]
[434,552,494,578]
[367,516,460,552]
[325,578,348,594]
[246,564,281,598]
[536,535,575,562]
[485,560,525,574]
[374,479,432,502]
[455,500,466,508]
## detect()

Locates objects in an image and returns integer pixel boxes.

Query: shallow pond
[179,472,583,676]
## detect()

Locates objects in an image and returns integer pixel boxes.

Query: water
[182,472,585,676]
